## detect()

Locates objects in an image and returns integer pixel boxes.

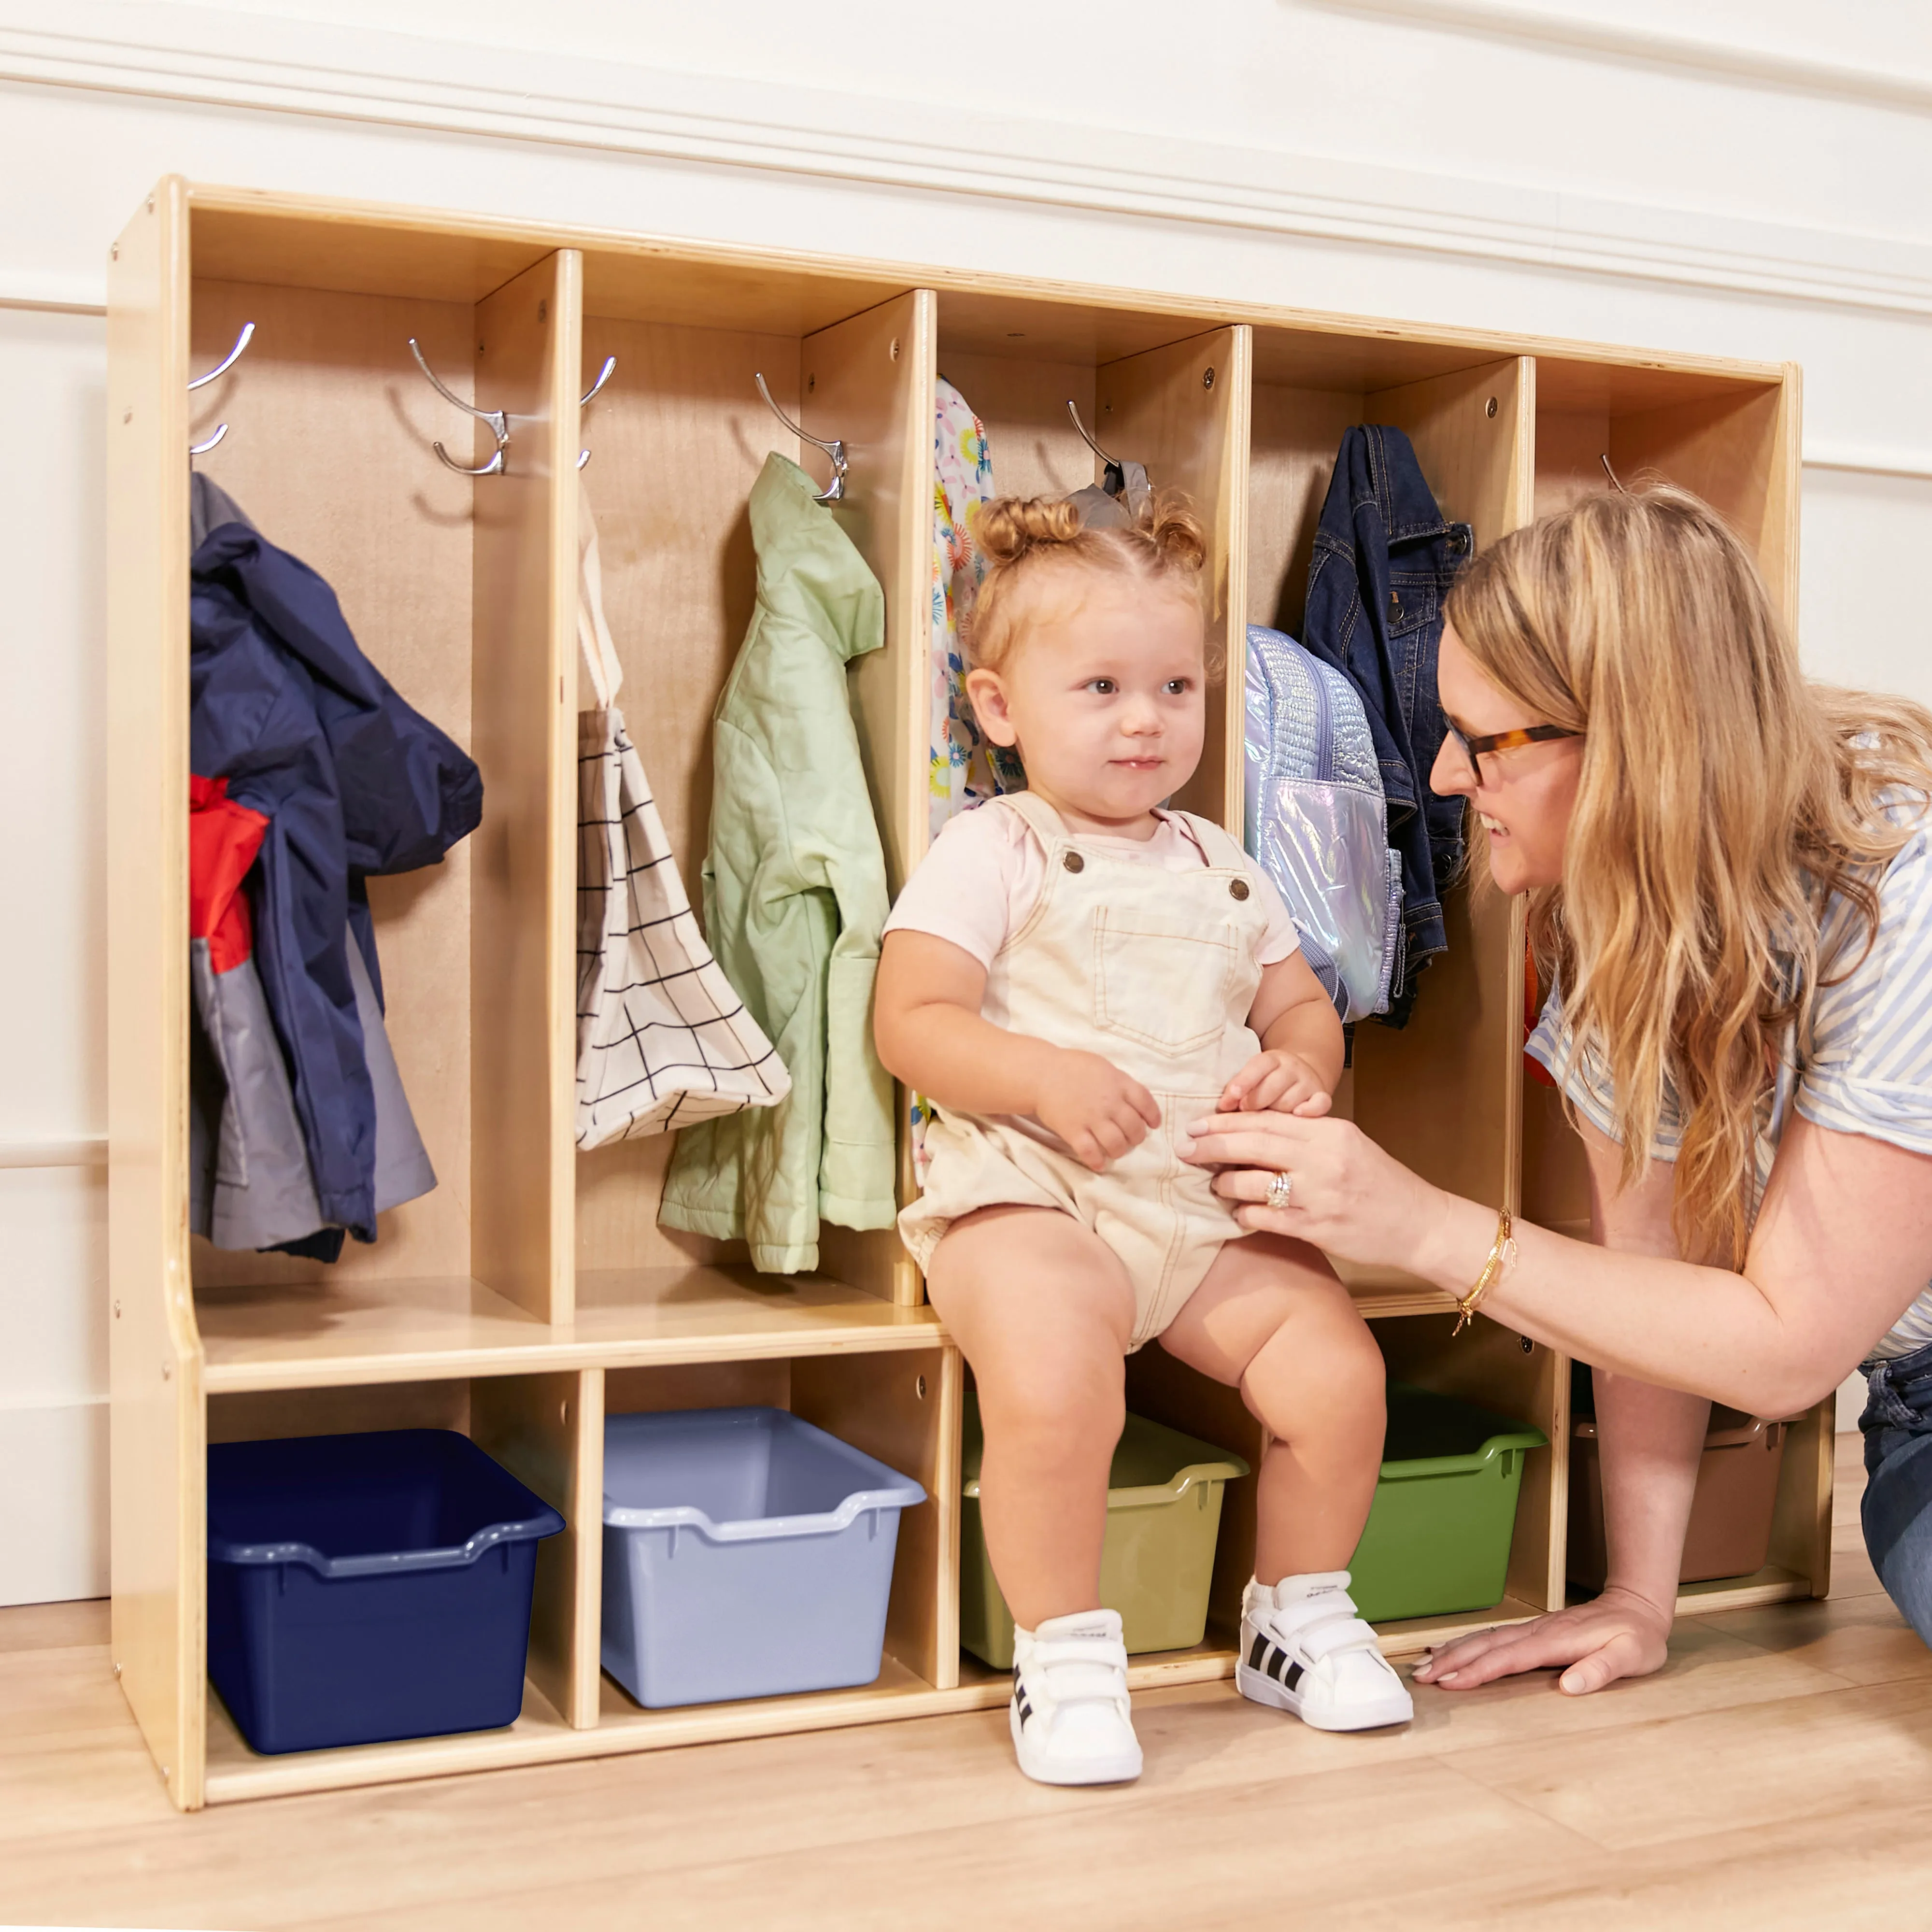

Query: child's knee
[979,1357,1124,1465]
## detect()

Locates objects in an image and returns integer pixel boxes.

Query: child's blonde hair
[966,491,1209,674]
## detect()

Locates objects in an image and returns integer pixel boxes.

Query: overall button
[1229,878,1250,900]
[1063,851,1085,873]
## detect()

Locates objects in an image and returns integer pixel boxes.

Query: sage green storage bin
[960,1395,1250,1670]
[1347,1383,1548,1623]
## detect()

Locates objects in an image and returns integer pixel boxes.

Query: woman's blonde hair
[1446,484,1932,1266]
[967,491,1208,674]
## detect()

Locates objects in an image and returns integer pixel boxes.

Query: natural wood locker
[108,176,1829,1812]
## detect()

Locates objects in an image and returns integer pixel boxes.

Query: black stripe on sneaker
[1018,1698,1033,1723]
[1285,1660,1304,1692]
[1248,1632,1270,1672]
[1267,1646,1289,1683]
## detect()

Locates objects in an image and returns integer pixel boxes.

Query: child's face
[966,577,1207,826]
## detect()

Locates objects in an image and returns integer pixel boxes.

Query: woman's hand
[1412,1588,1673,1696]
[1218,1049,1333,1117]
[1034,1049,1162,1172]
[1179,1110,1443,1275]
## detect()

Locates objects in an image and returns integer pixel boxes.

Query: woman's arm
[1182,1105,1932,1414]
[874,929,1160,1171]
[1416,1129,1711,1692]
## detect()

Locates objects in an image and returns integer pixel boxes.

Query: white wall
[2,0,1925,1602]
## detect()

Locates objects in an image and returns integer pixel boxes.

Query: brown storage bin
[1568,1407,1790,1590]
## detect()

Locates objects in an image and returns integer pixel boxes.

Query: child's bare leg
[1160,1233,1385,1582]
[923,1204,1135,1630]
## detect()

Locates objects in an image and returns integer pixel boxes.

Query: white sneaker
[1237,1572,1413,1732]
[1009,1608,1143,1786]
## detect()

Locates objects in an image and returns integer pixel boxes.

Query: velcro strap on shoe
[1300,1615,1381,1661]
[1037,1640,1129,1674]
[1265,1588,1363,1645]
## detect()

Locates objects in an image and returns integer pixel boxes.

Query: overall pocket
[1092,909,1236,1057]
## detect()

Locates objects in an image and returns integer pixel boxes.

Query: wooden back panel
[186,278,478,1290]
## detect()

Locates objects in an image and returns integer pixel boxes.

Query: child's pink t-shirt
[883,801,1302,970]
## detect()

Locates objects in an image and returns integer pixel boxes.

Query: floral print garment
[930,377,1023,838]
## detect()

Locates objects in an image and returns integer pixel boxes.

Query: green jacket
[660,455,898,1271]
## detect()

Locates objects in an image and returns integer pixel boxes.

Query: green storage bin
[1347,1383,1547,1623]
[960,1394,1249,1670]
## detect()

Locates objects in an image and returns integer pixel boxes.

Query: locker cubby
[934,295,1249,827]
[184,248,579,1327]
[595,1346,959,1735]
[1246,329,1534,1311]
[109,177,1826,1812]
[200,1370,593,1794]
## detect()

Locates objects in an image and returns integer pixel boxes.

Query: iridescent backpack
[1243,623,1403,1023]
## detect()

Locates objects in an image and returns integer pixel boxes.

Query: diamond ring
[1266,1170,1294,1211]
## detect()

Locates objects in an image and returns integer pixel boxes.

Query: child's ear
[965,667,1019,747]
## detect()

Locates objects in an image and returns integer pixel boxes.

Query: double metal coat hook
[578,355,616,471]
[408,337,509,476]
[188,321,254,457]
[754,372,847,503]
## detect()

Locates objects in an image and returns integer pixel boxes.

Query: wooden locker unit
[110,177,1821,1810]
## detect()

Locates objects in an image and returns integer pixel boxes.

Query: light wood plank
[106,172,206,1815]
[468,1373,591,1728]
[470,251,581,1323]
[1095,326,1250,829]
[194,1266,945,1391]
[803,290,936,1308]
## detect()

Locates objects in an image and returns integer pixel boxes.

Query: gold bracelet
[1452,1208,1517,1336]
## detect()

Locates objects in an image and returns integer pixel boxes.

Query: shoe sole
[1009,1701,1143,1785]
[1236,1660,1413,1732]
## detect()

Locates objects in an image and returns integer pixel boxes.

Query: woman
[1184,484,1932,1695]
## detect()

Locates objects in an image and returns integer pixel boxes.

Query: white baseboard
[0,1397,107,1606]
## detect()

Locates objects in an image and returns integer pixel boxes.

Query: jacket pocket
[1092,909,1235,1057]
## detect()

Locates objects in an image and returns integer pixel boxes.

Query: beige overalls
[899,791,1272,1350]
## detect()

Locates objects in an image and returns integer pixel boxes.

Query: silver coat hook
[754,372,847,504]
[1600,453,1627,494]
[579,355,615,470]
[407,337,508,477]
[189,322,255,392]
[1066,398,1122,469]
[189,321,254,458]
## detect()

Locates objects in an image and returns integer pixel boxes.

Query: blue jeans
[1859,1337,1932,1644]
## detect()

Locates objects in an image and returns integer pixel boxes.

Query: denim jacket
[1301,426,1471,1024]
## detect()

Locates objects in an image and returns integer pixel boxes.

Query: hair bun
[975,496,1085,566]
[1143,492,1207,572]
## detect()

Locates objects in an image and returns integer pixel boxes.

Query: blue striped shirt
[1528,803,1932,1362]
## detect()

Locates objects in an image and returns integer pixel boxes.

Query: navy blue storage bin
[207,1429,564,1756]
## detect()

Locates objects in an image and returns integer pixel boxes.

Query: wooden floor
[5,1438,1930,1932]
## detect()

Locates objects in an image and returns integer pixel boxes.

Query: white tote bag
[574,490,790,1147]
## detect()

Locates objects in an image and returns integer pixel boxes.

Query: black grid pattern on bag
[575,708,788,1147]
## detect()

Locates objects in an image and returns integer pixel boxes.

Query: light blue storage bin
[601,1406,927,1708]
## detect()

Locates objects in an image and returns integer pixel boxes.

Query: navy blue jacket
[1301,426,1470,1025]
[189,523,482,1238]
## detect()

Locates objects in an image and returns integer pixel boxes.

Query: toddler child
[874,493,1410,1787]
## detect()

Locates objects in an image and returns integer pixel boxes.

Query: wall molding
[1313,0,1932,117]
[3,4,1932,319]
